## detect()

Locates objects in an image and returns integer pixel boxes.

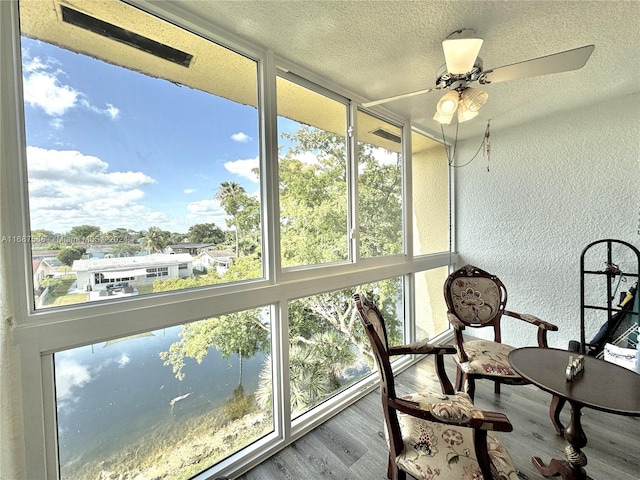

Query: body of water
[55,325,267,468]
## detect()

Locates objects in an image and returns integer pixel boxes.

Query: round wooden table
[509,347,640,480]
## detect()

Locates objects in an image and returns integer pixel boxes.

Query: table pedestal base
[535,400,589,480]
[532,456,589,480]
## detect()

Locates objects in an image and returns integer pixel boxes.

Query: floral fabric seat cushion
[396,391,518,480]
[455,339,521,378]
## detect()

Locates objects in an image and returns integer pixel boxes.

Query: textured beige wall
[454,93,640,349]
[412,134,450,338]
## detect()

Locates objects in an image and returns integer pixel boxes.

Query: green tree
[104,228,136,243]
[141,226,168,254]
[215,182,260,257]
[159,308,269,386]
[110,243,141,257]
[68,225,101,242]
[57,246,86,266]
[279,126,348,266]
[188,223,225,244]
[166,231,188,245]
[40,276,61,291]
[31,229,54,247]
[357,144,402,257]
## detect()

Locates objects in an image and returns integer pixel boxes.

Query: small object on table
[565,354,585,382]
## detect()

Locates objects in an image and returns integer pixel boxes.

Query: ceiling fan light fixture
[433,110,455,124]
[442,32,483,74]
[436,90,459,114]
[461,87,489,112]
[433,90,460,124]
[457,102,479,123]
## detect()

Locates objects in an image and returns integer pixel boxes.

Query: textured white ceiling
[165,0,640,141]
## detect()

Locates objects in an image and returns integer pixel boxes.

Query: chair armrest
[389,397,513,433]
[389,341,456,357]
[503,310,558,331]
[447,311,466,330]
[503,310,558,348]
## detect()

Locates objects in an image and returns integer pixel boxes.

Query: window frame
[1,1,457,479]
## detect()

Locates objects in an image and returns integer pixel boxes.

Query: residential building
[167,243,216,256]
[72,253,194,291]
[31,258,51,292]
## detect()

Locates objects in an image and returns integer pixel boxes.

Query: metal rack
[579,239,640,355]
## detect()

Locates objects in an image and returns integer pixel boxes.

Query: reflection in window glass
[288,277,404,418]
[357,111,403,257]
[277,77,349,268]
[55,308,272,480]
[415,266,450,340]
[20,0,262,310]
[411,131,449,256]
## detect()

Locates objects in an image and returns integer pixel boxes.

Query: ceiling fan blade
[362,86,441,108]
[480,45,595,84]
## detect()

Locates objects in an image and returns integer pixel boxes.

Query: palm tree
[215,181,245,257]
[141,226,167,254]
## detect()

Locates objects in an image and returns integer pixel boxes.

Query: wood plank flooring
[238,355,639,480]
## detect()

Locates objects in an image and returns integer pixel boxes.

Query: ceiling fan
[362,29,595,124]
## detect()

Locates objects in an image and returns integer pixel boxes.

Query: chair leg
[455,366,463,391]
[467,376,476,401]
[387,456,406,480]
[457,370,476,401]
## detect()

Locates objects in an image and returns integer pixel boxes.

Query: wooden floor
[238,355,639,480]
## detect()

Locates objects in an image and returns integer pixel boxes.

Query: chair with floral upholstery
[354,293,520,480]
[444,264,558,400]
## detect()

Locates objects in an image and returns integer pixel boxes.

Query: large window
[8,2,453,479]
[55,308,272,480]
[357,111,403,258]
[277,77,349,268]
[289,278,404,419]
[20,0,262,310]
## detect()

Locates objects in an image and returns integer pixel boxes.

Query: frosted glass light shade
[461,88,489,112]
[457,102,479,123]
[433,91,460,124]
[442,37,483,75]
[433,110,455,124]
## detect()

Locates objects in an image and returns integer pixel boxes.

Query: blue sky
[21,37,397,237]
[21,37,273,235]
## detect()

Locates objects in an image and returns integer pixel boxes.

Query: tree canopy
[187,223,225,244]
[57,246,87,266]
[158,124,404,414]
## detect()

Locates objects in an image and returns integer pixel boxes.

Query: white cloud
[26,146,164,232]
[224,156,259,182]
[55,358,92,402]
[231,132,252,143]
[289,151,319,165]
[23,67,79,116]
[22,55,120,120]
[117,353,130,368]
[183,188,197,194]
[369,146,400,165]
[186,198,229,228]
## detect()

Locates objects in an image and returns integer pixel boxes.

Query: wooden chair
[444,264,558,400]
[354,293,519,480]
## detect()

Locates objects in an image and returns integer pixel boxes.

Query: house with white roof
[72,253,194,292]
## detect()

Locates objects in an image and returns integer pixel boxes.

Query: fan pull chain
[484,121,491,171]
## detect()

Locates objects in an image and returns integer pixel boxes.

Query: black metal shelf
[579,239,640,354]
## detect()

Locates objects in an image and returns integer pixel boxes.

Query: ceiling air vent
[60,5,193,67]
[370,128,401,144]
